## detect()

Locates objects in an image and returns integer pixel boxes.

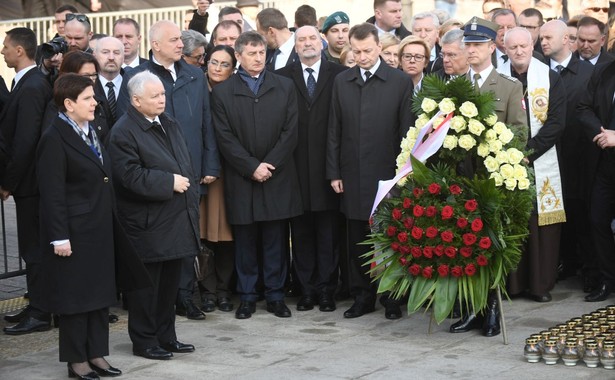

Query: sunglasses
[586,7,609,12]
[65,13,91,25]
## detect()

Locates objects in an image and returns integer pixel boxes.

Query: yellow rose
[421,98,438,113]
[450,116,467,132]
[517,178,531,190]
[484,155,499,172]
[490,172,504,186]
[484,113,498,126]
[488,139,503,153]
[433,116,445,129]
[397,176,408,186]
[439,98,456,114]
[400,137,415,152]
[458,134,476,151]
[495,150,509,164]
[459,101,478,118]
[493,122,506,135]
[499,128,514,144]
[513,164,528,180]
[406,127,419,139]
[485,129,497,141]
[505,178,517,191]
[468,119,485,136]
[415,113,430,129]
[443,135,458,150]
[477,143,490,157]
[396,151,410,172]
[507,148,525,165]
[500,163,514,179]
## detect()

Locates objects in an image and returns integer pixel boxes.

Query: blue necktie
[306,68,316,98]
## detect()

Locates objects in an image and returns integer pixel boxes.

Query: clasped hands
[252,162,275,183]
[593,127,615,149]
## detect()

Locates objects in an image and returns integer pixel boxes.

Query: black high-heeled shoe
[89,361,122,377]
[67,363,99,379]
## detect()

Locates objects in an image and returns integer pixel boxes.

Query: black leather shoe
[67,363,99,379]
[3,316,51,335]
[161,340,195,353]
[177,299,206,320]
[3,306,29,323]
[483,298,501,337]
[267,301,291,318]
[217,297,233,312]
[89,362,122,377]
[528,293,552,303]
[380,298,402,320]
[449,313,483,333]
[343,302,375,318]
[318,293,336,312]
[296,296,316,311]
[201,298,216,313]
[585,283,611,302]
[235,301,256,319]
[133,346,173,360]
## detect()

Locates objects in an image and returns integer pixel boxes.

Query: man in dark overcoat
[211,31,302,320]
[109,70,200,360]
[326,23,414,319]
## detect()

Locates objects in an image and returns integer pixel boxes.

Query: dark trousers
[234,220,287,302]
[346,219,376,305]
[590,155,615,287]
[290,210,339,297]
[200,241,235,300]
[14,195,48,319]
[59,308,109,363]
[560,198,595,276]
[128,259,181,351]
[176,256,196,304]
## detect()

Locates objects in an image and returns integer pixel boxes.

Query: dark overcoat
[108,105,201,263]
[276,59,347,212]
[37,115,116,315]
[211,70,302,225]
[326,60,415,221]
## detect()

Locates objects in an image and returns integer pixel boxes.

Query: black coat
[108,106,201,263]
[37,115,116,314]
[366,16,411,39]
[573,48,615,65]
[326,60,415,221]
[211,70,302,224]
[0,68,51,196]
[276,60,347,212]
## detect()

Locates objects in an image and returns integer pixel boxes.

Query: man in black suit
[276,26,347,313]
[0,27,53,335]
[113,18,148,71]
[540,20,596,288]
[327,23,414,319]
[411,11,443,74]
[366,0,411,40]
[256,8,298,71]
[93,36,123,129]
[574,16,614,65]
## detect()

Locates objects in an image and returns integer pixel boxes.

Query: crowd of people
[1,0,615,378]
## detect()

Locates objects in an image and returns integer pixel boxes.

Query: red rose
[460,247,473,258]
[413,187,424,198]
[392,208,402,220]
[441,205,454,220]
[423,246,433,258]
[387,226,397,237]
[457,217,468,229]
[422,266,433,279]
[462,233,477,246]
[411,226,424,240]
[465,199,478,212]
[479,236,492,249]
[403,197,412,209]
[397,232,408,243]
[409,264,421,276]
[440,230,454,243]
[426,226,438,238]
[411,247,422,258]
[435,245,444,256]
[465,264,477,276]
[391,242,400,251]
[477,255,488,266]
[451,265,463,277]
[403,217,414,229]
[425,205,437,217]
[369,216,374,226]
[428,183,441,195]
[399,257,408,266]
[449,184,462,195]
[399,245,411,255]
[444,246,457,258]
[437,264,449,277]
[413,205,425,217]
[471,218,484,232]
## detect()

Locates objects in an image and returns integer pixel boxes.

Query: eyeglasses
[401,53,426,62]
[439,52,459,59]
[65,13,91,25]
[208,59,232,69]
[80,73,98,80]
[587,7,609,12]
[186,54,205,62]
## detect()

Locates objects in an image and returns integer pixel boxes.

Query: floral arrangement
[367,76,535,324]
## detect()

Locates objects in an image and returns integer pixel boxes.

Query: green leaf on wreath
[434,276,458,323]
[407,277,436,313]
[377,260,404,293]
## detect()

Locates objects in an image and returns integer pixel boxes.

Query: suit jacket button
[103,177,109,183]
[255,98,259,103]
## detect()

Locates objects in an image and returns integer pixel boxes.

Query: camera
[41,36,68,59]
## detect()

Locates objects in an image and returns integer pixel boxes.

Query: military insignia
[335,15,342,23]
[530,87,548,124]
[471,17,477,30]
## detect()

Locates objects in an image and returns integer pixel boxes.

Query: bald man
[94,37,124,127]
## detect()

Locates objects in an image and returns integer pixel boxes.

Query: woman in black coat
[37,74,121,379]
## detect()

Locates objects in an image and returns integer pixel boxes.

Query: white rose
[485,129,497,141]
[490,172,504,186]
[493,121,506,135]
[500,163,514,179]
[468,119,485,136]
[396,150,410,171]
[499,128,515,144]
[421,98,438,113]
[433,116,445,129]
[488,139,503,153]
[406,127,419,139]
[505,178,517,191]
[400,137,414,152]
[513,164,528,180]
[458,134,476,151]
[517,178,531,190]
[484,156,500,172]
[495,150,509,164]
[443,135,458,150]
[459,101,479,118]
[397,176,408,187]
[477,143,490,157]
[415,113,430,129]
[450,116,467,132]
[507,148,525,165]
[439,98,456,114]
[484,113,498,126]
